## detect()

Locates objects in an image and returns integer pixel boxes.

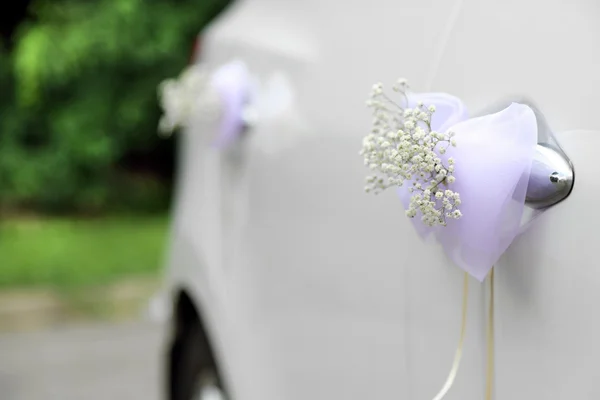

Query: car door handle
[477,97,575,209]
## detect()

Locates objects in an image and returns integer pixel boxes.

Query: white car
[158,0,600,399]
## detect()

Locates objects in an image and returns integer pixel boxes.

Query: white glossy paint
[161,0,600,399]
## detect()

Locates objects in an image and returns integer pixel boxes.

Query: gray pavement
[0,320,167,400]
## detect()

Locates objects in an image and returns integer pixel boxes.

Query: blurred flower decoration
[158,60,295,150]
[157,64,220,136]
[209,60,253,148]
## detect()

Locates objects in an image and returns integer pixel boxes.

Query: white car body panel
[161,0,600,399]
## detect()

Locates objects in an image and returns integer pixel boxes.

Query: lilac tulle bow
[401,100,538,281]
[210,60,251,148]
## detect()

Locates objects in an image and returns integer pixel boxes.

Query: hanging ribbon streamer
[485,268,495,400]
[431,268,495,400]
[431,272,469,400]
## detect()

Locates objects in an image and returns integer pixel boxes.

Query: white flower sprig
[157,64,221,136]
[360,79,462,227]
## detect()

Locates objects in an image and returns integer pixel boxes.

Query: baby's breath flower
[361,79,462,226]
[157,64,220,136]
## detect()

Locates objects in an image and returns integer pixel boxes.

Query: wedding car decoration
[361,79,538,281]
[361,79,538,400]
[157,60,294,150]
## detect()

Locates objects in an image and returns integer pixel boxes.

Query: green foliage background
[0,0,229,214]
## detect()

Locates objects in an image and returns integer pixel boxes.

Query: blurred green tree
[0,0,228,214]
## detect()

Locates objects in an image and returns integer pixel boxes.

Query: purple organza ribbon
[399,94,538,281]
[210,61,251,148]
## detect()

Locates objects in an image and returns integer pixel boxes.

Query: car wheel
[169,313,228,400]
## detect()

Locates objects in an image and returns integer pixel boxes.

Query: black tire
[169,316,227,400]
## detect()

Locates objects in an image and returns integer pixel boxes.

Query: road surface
[0,320,166,400]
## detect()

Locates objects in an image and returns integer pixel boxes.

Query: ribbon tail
[431,272,469,400]
[430,267,495,400]
[485,267,495,400]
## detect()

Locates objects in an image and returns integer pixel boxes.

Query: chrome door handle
[527,143,574,209]
[476,97,575,209]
